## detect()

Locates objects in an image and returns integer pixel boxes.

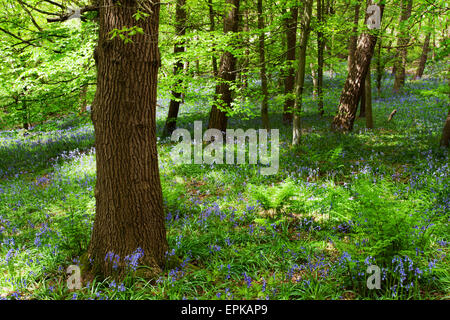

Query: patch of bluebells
[124,247,144,271]
[243,272,252,288]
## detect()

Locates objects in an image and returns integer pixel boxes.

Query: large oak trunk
[208,0,240,132]
[89,0,168,278]
[331,1,384,133]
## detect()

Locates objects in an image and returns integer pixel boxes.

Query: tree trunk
[208,0,240,132]
[440,76,450,147]
[376,34,383,96]
[21,100,29,130]
[365,69,373,128]
[440,110,450,147]
[310,62,318,100]
[292,0,313,145]
[347,3,361,74]
[89,0,168,278]
[283,5,298,124]
[194,36,200,77]
[163,0,187,137]
[317,0,325,116]
[359,77,366,118]
[258,0,270,129]
[414,32,431,79]
[208,0,218,77]
[241,8,250,89]
[79,84,88,113]
[393,0,413,92]
[331,1,384,133]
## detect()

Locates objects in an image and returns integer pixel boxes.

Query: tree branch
[47,5,98,23]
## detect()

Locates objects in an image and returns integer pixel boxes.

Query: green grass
[0,74,448,300]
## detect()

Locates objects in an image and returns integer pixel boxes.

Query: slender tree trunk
[208,0,240,132]
[208,0,218,77]
[359,78,366,117]
[331,1,384,133]
[348,3,361,74]
[89,0,168,278]
[393,0,413,92]
[181,60,189,103]
[311,63,318,100]
[376,34,383,96]
[283,5,298,124]
[414,32,431,79]
[258,0,270,129]
[292,0,313,145]
[317,0,325,116]
[365,69,373,128]
[241,9,250,89]
[21,100,29,130]
[194,35,200,76]
[79,84,88,113]
[163,0,187,137]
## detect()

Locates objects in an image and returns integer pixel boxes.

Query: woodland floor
[0,73,449,300]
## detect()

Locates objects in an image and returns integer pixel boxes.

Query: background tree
[208,0,240,132]
[331,1,385,133]
[392,0,413,92]
[282,3,298,123]
[163,0,187,137]
[258,0,270,130]
[292,0,313,146]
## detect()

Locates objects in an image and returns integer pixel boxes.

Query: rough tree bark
[365,69,373,128]
[414,31,431,79]
[440,109,450,147]
[292,0,313,145]
[441,76,450,147]
[88,0,168,278]
[348,3,361,74]
[208,0,240,132]
[331,1,384,133]
[163,0,187,137]
[393,0,413,92]
[258,0,270,130]
[282,5,298,124]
